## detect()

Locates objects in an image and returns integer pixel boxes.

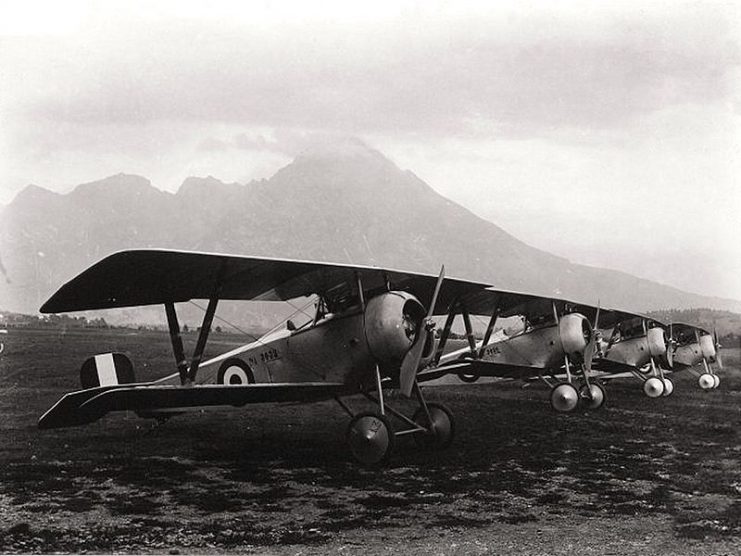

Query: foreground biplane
[39,249,543,465]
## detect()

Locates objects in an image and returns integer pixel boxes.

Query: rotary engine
[364,291,434,365]
[558,313,592,359]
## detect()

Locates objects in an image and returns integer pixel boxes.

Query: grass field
[0,328,739,554]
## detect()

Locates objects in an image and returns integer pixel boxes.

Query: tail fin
[80,353,135,389]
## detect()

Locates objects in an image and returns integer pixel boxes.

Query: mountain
[1,138,739,325]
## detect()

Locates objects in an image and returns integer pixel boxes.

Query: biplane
[430,295,610,413]
[589,313,675,397]
[579,319,722,395]
[662,322,722,390]
[37,249,543,465]
[430,299,696,408]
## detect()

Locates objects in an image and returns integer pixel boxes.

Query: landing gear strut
[545,356,606,413]
[340,367,456,466]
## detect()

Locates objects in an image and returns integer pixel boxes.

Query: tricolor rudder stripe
[80,353,135,389]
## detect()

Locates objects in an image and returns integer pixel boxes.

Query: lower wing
[39,382,352,429]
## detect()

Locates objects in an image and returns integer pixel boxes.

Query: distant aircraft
[590,313,675,397]
[431,302,695,408]
[663,323,723,390]
[37,248,560,466]
[431,295,609,413]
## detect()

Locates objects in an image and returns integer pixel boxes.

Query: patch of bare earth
[0,329,739,554]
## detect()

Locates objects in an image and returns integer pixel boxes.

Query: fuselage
[158,290,433,389]
[439,312,591,373]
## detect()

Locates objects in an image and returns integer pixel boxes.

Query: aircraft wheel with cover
[346,412,394,466]
[661,377,674,397]
[698,373,715,391]
[550,383,579,413]
[712,374,720,389]
[457,372,480,383]
[217,358,254,385]
[643,376,665,398]
[412,403,455,450]
[579,382,606,410]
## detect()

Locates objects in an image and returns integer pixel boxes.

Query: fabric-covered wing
[39,382,353,429]
[40,249,490,314]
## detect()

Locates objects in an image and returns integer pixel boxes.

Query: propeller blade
[666,322,674,368]
[594,302,601,332]
[399,265,445,397]
[582,302,601,374]
[714,327,723,369]
[583,334,597,375]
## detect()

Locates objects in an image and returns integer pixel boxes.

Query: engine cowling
[558,313,591,358]
[364,291,429,364]
[699,333,716,359]
[646,327,667,357]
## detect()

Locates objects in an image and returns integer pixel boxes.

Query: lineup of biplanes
[38,250,723,465]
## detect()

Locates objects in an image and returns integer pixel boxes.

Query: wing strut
[163,260,226,385]
[460,303,477,357]
[478,304,502,358]
[188,294,219,383]
[165,302,190,385]
[432,299,458,366]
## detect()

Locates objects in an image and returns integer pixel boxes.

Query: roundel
[217,358,254,385]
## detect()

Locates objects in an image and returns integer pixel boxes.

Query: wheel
[661,377,674,397]
[457,372,480,383]
[643,376,665,398]
[412,403,455,450]
[550,383,579,413]
[346,412,394,466]
[579,383,606,410]
[712,374,720,389]
[217,358,254,385]
[698,373,714,391]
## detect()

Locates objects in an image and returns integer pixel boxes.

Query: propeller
[714,327,723,369]
[582,303,601,374]
[399,265,445,397]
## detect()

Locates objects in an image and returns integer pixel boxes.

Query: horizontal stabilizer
[39,382,351,429]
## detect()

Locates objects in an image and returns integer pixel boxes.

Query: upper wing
[40,249,491,314]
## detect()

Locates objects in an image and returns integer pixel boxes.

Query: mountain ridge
[1,140,739,322]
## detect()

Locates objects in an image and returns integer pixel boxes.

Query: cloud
[5,4,738,139]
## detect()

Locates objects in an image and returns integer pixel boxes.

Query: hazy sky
[1,1,739,300]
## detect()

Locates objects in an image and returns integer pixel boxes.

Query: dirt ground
[0,328,739,554]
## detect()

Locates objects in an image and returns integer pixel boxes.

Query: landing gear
[698,373,715,391]
[643,376,665,398]
[346,412,394,466]
[340,367,456,466]
[579,382,606,410]
[412,403,455,449]
[712,374,720,389]
[457,372,480,383]
[550,383,579,413]
[661,377,674,397]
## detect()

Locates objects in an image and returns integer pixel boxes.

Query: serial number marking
[483,345,502,357]
[259,348,280,363]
